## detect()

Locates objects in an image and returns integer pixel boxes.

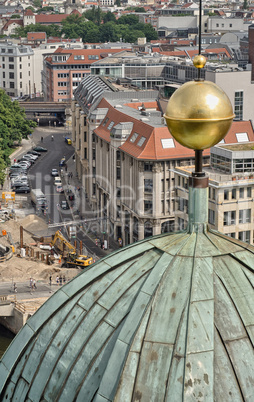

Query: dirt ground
[0,215,80,283]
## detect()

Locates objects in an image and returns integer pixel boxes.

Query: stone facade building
[174,124,254,244]
[72,76,251,245]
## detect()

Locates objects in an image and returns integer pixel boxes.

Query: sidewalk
[63,155,120,254]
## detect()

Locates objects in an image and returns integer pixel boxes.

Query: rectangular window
[20,72,22,79]
[224,211,236,226]
[20,82,22,88]
[239,188,244,198]
[178,198,184,212]
[2,72,5,78]
[116,167,121,180]
[247,187,252,197]
[9,64,14,69]
[144,200,153,213]
[9,72,14,79]
[234,91,243,121]
[144,162,153,172]
[208,209,215,225]
[239,230,250,243]
[239,209,251,224]
[224,190,229,200]
[178,217,185,230]
[92,149,96,160]
[144,179,153,193]
[9,57,14,62]
[232,188,236,199]
[84,148,87,159]
[10,82,14,88]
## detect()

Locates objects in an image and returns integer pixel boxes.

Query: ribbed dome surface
[0,229,254,401]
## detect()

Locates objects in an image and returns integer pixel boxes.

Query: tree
[11,14,21,19]
[33,0,41,8]
[103,11,116,24]
[243,0,248,9]
[0,90,36,180]
[115,0,121,6]
[135,7,146,13]
[100,21,119,42]
[117,14,139,25]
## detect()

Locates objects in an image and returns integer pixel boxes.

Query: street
[21,127,108,260]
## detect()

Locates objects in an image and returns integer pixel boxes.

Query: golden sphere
[193,54,207,69]
[164,80,234,150]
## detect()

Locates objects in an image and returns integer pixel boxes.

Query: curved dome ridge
[0,230,254,401]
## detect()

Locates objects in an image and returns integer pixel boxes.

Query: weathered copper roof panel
[0,229,253,401]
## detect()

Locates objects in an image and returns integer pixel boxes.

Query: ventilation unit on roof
[114,105,122,108]
[140,117,149,122]
[131,99,139,102]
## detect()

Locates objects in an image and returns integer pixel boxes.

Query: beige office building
[174,140,254,244]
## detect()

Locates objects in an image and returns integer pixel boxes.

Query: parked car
[33,146,47,152]
[56,185,64,193]
[12,181,29,189]
[65,137,72,145]
[14,186,30,193]
[60,200,70,210]
[17,161,31,169]
[27,150,41,156]
[54,177,62,186]
[11,175,28,184]
[21,155,35,163]
[9,171,27,179]
[10,164,25,170]
[25,153,38,160]
[51,168,59,177]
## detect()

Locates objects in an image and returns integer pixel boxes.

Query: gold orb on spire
[193,54,207,69]
[164,80,235,150]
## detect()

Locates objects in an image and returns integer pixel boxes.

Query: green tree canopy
[0,90,36,183]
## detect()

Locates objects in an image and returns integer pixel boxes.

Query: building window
[20,72,22,79]
[116,188,121,198]
[9,64,14,69]
[117,167,121,180]
[8,49,13,54]
[232,188,236,199]
[229,24,232,27]
[224,211,236,226]
[247,187,252,197]
[3,81,5,87]
[10,82,14,88]
[224,190,229,200]
[239,188,244,198]
[84,148,87,159]
[208,209,215,225]
[227,233,235,238]
[9,57,14,62]
[178,198,184,211]
[2,72,5,78]
[234,91,243,121]
[239,231,250,243]
[92,149,96,160]
[144,162,153,172]
[239,209,251,224]
[144,179,153,193]
[144,200,153,213]
[9,72,14,79]
[20,82,22,88]
[178,217,185,230]
[116,150,121,160]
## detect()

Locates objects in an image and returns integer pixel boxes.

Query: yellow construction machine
[51,230,93,268]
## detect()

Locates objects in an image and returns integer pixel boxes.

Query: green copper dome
[0,227,254,401]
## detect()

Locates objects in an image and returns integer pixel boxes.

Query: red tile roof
[35,14,71,24]
[27,32,46,41]
[94,98,254,161]
[24,9,34,16]
[45,48,131,65]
